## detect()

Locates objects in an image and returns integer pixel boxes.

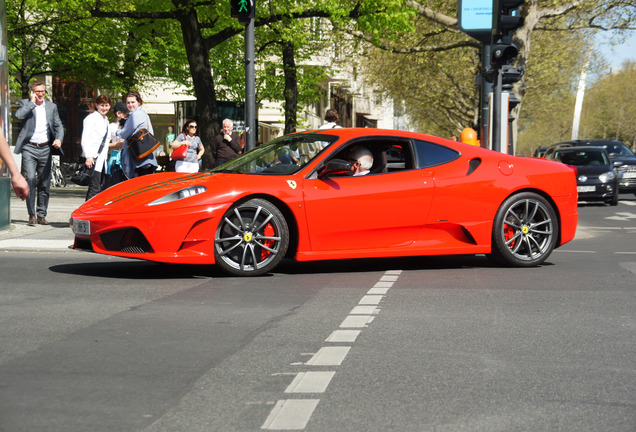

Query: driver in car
[348,146,374,176]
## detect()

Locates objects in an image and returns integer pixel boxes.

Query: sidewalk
[0,186,86,252]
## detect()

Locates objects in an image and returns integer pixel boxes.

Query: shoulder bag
[71,128,109,186]
[128,128,161,161]
[171,134,188,160]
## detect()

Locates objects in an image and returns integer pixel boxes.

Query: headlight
[599,171,615,183]
[147,186,207,206]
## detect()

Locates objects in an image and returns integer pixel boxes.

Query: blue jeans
[20,144,52,217]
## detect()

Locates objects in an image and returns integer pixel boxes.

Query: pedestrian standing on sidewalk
[0,131,28,200]
[13,80,65,226]
[116,91,158,179]
[81,94,111,201]
[319,109,342,129]
[170,119,204,173]
[106,102,128,186]
[212,119,241,167]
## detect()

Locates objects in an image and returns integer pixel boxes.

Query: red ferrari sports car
[71,128,578,276]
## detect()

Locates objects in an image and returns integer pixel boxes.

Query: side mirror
[318,159,352,178]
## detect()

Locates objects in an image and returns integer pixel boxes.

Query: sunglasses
[188,125,198,129]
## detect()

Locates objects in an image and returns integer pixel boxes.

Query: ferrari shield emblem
[286,180,297,190]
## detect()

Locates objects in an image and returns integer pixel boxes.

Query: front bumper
[71,203,227,264]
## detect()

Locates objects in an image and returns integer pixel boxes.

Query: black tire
[489,192,558,267]
[214,198,289,276]
[608,195,619,206]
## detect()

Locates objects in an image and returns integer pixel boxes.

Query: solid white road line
[285,371,336,393]
[261,399,320,430]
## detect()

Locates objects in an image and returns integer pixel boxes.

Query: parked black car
[548,146,618,206]
[544,139,636,195]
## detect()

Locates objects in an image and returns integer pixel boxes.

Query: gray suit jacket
[13,99,65,155]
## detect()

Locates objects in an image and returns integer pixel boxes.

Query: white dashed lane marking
[305,346,351,366]
[261,399,320,430]
[261,270,402,430]
[325,330,360,343]
[285,371,336,393]
[339,315,374,328]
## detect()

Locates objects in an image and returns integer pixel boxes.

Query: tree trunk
[177,8,220,169]
[282,43,298,135]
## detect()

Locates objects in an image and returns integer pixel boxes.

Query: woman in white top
[81,94,111,201]
[171,120,205,173]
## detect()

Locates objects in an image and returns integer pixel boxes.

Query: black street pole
[492,67,502,153]
[244,18,256,152]
[481,44,492,149]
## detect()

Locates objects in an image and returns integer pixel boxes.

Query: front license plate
[577,186,596,193]
[73,219,90,235]
[622,172,636,179]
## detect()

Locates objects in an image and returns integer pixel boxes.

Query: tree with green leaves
[90,0,411,166]
[7,0,190,98]
[359,0,635,150]
[579,61,636,149]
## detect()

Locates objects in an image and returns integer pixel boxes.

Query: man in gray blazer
[14,81,65,226]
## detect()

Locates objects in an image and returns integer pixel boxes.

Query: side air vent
[467,158,481,175]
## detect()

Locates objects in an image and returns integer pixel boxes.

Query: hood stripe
[107,172,211,204]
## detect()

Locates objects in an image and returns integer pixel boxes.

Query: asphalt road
[0,198,635,431]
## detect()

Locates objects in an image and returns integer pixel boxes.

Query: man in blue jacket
[14,81,65,226]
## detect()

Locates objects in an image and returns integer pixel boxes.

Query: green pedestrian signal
[231,0,255,23]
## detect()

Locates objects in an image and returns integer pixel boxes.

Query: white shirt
[30,103,48,143]
[319,122,341,129]
[81,111,110,173]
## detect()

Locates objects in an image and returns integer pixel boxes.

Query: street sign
[458,0,493,43]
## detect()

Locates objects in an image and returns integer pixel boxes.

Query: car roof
[555,146,607,153]
[552,139,625,147]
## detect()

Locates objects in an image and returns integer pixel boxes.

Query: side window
[325,139,414,175]
[385,145,408,172]
[414,139,460,168]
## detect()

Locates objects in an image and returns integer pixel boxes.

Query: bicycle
[51,155,66,187]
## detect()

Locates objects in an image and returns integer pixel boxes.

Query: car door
[301,141,434,252]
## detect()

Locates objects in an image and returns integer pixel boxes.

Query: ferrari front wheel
[214,198,289,276]
[489,192,558,267]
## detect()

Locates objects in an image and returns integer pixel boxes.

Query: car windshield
[600,143,635,157]
[210,134,336,175]
[555,150,609,166]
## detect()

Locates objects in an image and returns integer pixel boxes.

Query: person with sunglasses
[170,120,204,173]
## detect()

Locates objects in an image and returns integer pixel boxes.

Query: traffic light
[491,0,524,66]
[231,0,255,23]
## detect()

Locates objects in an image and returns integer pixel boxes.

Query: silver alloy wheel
[214,199,289,276]
[490,192,558,266]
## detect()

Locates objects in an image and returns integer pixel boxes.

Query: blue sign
[458,0,493,42]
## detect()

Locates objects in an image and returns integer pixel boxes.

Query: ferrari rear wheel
[489,192,558,267]
[214,198,289,276]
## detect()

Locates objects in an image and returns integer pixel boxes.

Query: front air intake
[100,228,154,253]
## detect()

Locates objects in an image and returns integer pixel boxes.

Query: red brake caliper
[504,218,516,249]
[259,223,275,261]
